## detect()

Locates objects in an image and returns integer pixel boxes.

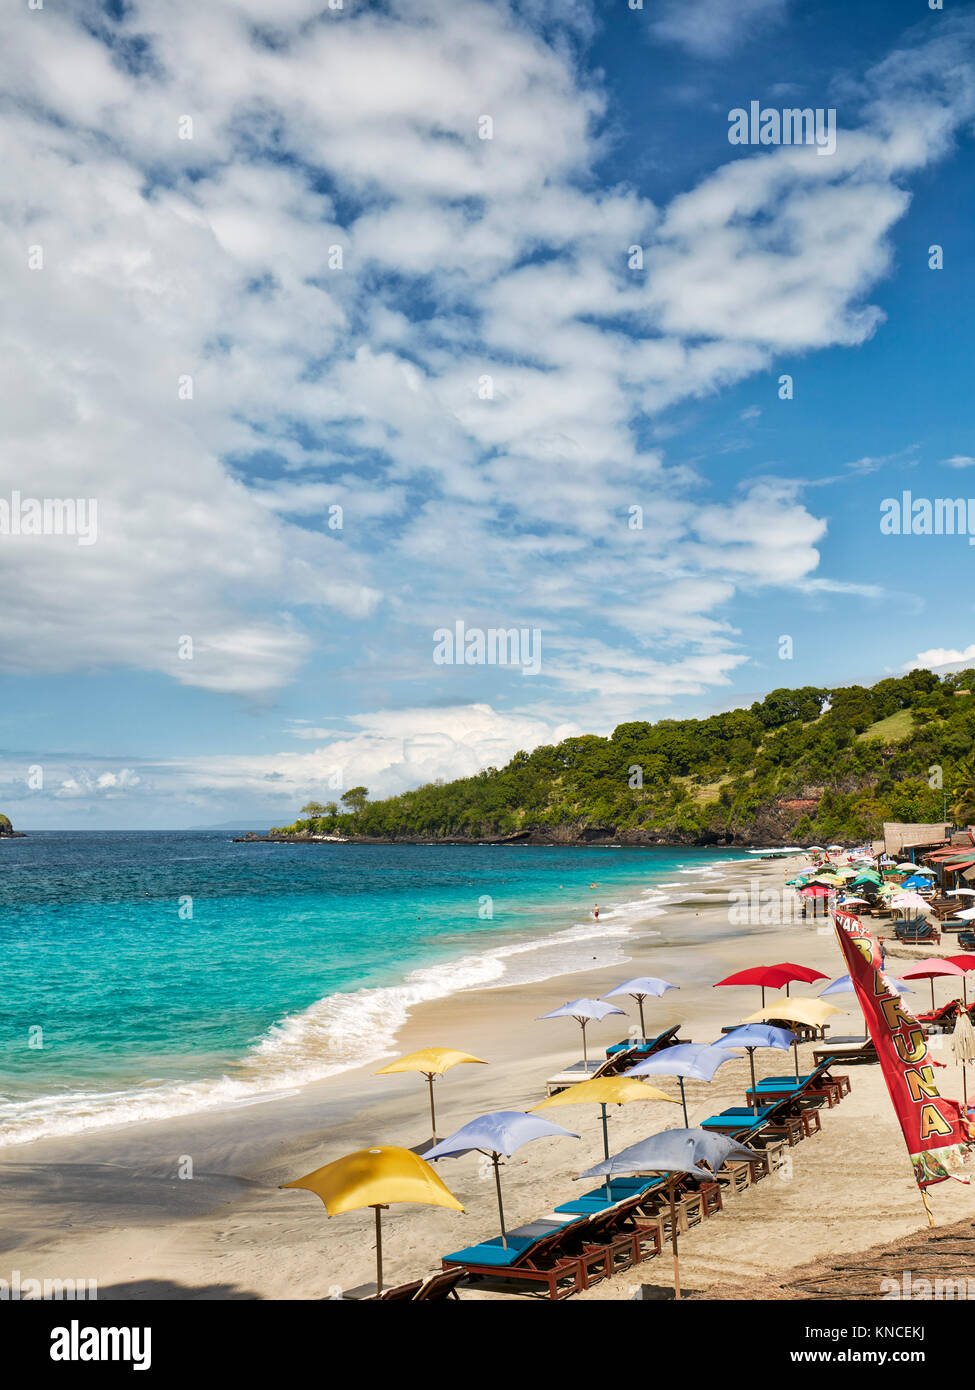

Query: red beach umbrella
[714,962,826,1008]
[897,957,968,1012]
[944,956,975,1006]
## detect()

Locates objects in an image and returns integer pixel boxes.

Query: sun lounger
[604,1024,681,1059]
[715,1103,822,1141]
[444,1195,669,1300]
[713,1158,753,1197]
[543,1059,607,1096]
[745,1062,849,1109]
[547,1027,683,1095]
[892,919,941,945]
[644,1180,721,1233]
[958,931,975,952]
[813,1037,877,1067]
[354,1267,467,1301]
[553,1175,665,1216]
[700,1102,806,1146]
[442,1215,592,1300]
[916,999,960,1033]
[563,1195,664,1277]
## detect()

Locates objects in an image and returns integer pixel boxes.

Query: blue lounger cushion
[443,1236,538,1268]
[606,1033,663,1056]
[700,1108,776,1130]
[756,1075,816,1087]
[554,1177,664,1215]
[443,1215,579,1268]
[718,1107,779,1119]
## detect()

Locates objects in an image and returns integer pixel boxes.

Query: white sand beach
[3,856,974,1301]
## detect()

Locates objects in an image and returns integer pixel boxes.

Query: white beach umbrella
[951,1013,975,1107]
[891,892,937,916]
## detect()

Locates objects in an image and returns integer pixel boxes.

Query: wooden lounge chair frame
[442,1219,591,1300]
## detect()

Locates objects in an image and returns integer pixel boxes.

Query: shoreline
[0,847,744,1150]
[233,833,782,847]
[8,853,975,1299]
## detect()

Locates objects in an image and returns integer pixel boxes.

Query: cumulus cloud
[905,645,975,672]
[1,0,973,726]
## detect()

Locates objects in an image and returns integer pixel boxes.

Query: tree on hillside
[949,756,975,825]
[341,786,369,814]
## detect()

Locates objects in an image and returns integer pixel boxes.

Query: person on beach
[592,903,599,920]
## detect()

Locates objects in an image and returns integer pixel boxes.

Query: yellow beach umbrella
[533,1076,678,1161]
[281,1145,464,1295]
[743,998,846,1082]
[375,1047,487,1146]
[743,998,845,1029]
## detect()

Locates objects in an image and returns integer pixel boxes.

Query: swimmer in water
[593,903,599,920]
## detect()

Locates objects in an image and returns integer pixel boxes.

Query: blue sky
[2,0,975,828]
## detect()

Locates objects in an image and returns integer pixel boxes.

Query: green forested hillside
[271,669,975,845]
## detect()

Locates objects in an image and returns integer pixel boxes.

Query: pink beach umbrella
[897,958,968,1013]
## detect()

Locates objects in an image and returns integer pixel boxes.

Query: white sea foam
[0,862,736,1149]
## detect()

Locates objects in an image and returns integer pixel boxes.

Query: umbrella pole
[600,1103,610,1162]
[922,1189,935,1228]
[493,1154,508,1249]
[374,1205,384,1294]
[748,1048,758,1115]
[426,1072,437,1145]
[581,1020,588,1068]
[638,995,646,1041]
[668,1177,680,1300]
[930,980,936,1013]
[678,1077,689,1127]
[793,1039,800,1082]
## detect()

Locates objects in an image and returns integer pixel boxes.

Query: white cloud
[0,0,973,716]
[650,0,789,57]
[905,645,975,672]
[943,456,975,469]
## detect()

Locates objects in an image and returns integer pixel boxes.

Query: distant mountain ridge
[267,670,975,847]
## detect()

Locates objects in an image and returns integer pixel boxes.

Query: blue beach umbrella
[426,1110,578,1248]
[576,1127,758,1299]
[537,997,625,1066]
[624,1043,741,1126]
[602,976,678,1040]
[821,972,914,1040]
[821,972,914,996]
[712,1025,795,1113]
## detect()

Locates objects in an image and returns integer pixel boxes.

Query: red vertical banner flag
[832,910,974,1187]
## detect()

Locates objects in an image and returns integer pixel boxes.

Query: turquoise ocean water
[0,833,746,1146]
